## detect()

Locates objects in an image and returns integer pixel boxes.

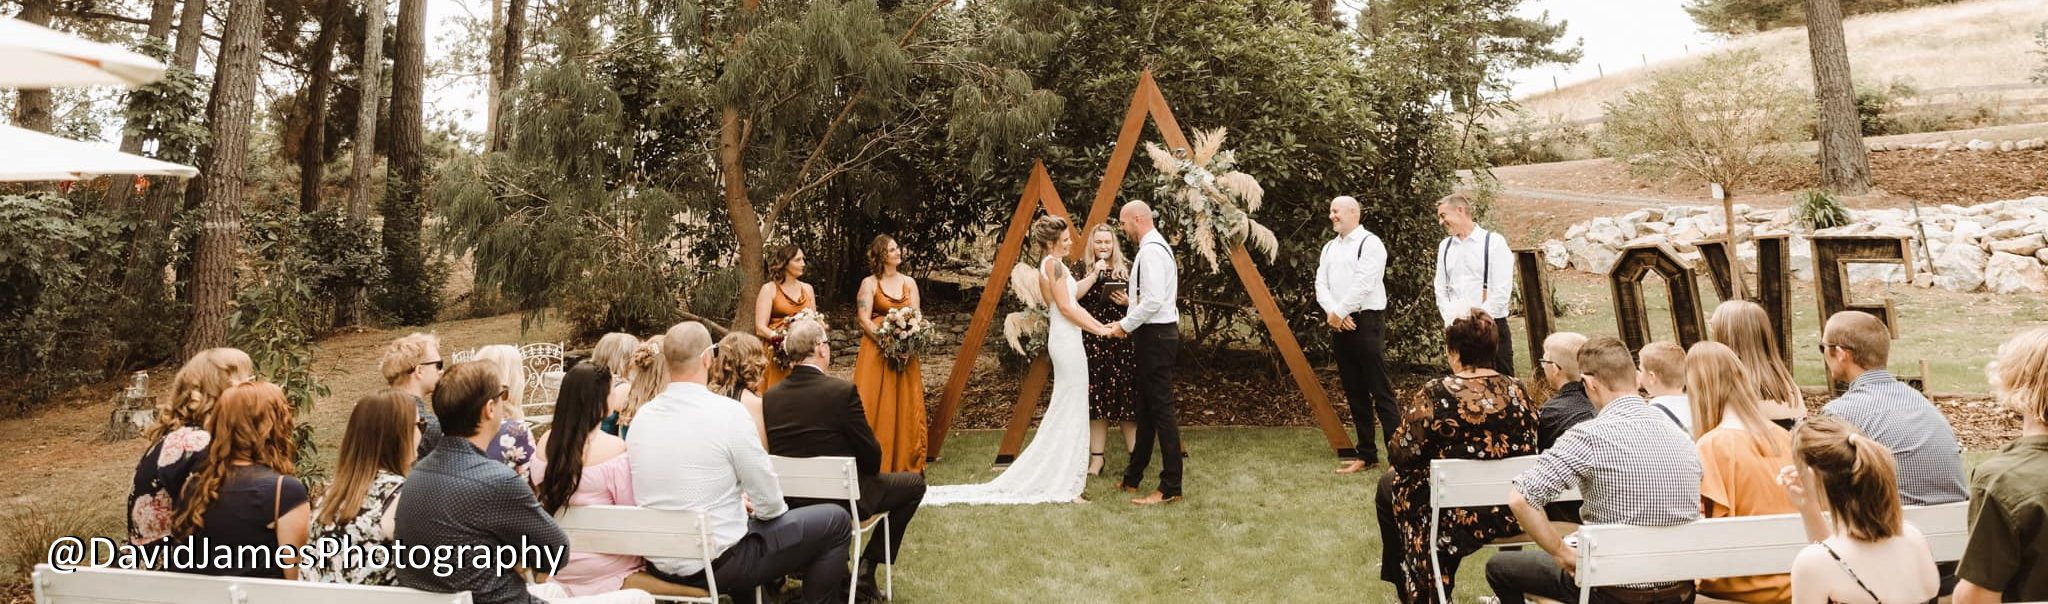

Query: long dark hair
[537,363,613,514]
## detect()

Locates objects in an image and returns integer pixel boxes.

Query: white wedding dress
[924,257,1091,506]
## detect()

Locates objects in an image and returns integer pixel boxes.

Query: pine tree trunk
[484,0,501,149]
[299,0,348,212]
[13,0,55,134]
[725,0,763,334]
[180,0,265,358]
[1309,0,1334,25]
[172,0,208,69]
[124,0,208,336]
[105,0,181,211]
[341,0,387,328]
[489,0,526,152]
[1804,0,1871,194]
[378,0,434,325]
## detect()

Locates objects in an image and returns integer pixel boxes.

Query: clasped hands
[1325,312,1357,332]
[1097,324,1129,339]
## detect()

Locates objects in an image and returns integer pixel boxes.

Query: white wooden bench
[552,505,741,603]
[770,455,893,603]
[1428,456,1584,604]
[32,564,471,603]
[1550,501,1972,603]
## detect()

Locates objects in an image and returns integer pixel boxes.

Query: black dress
[1079,274,1136,422]
[174,464,310,579]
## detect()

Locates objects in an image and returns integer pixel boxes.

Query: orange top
[768,282,810,329]
[1697,425,1797,603]
[865,281,911,337]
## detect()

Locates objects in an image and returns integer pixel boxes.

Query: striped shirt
[1515,396,1702,527]
[1821,370,1968,505]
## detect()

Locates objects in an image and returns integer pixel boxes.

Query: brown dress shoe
[1114,484,1141,494]
[1130,491,1183,506]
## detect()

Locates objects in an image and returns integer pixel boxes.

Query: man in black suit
[763,319,925,603]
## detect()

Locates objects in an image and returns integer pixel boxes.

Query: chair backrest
[449,348,477,365]
[1573,501,1973,589]
[32,565,472,604]
[770,455,861,503]
[519,343,565,405]
[555,504,715,560]
[1429,456,1582,509]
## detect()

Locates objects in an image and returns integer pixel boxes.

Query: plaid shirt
[1515,396,1702,526]
[1822,370,1968,505]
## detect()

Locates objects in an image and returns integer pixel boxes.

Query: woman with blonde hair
[1687,341,1797,602]
[169,382,310,579]
[853,234,927,472]
[709,331,768,446]
[1954,327,2048,604]
[128,348,253,546]
[615,336,666,440]
[304,389,416,585]
[1780,416,1939,604]
[472,344,536,479]
[1709,300,1806,428]
[590,333,639,435]
[754,244,819,393]
[1074,224,1137,475]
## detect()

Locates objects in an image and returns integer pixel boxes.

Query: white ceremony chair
[772,455,893,603]
[1427,455,1582,604]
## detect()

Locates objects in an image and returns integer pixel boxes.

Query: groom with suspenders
[1433,192,1518,376]
[1108,201,1185,506]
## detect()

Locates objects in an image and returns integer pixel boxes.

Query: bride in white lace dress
[926,215,1117,506]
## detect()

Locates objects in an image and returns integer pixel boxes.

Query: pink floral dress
[128,427,211,546]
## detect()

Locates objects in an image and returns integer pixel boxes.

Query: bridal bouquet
[874,307,932,371]
[767,308,826,367]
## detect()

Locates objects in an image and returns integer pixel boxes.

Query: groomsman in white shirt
[1433,192,1519,375]
[1316,196,1398,474]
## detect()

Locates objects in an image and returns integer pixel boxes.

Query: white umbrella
[0,124,198,181]
[0,18,168,88]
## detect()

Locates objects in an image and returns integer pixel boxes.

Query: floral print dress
[1387,374,1541,603]
[128,427,210,546]
[485,419,536,480]
[303,471,406,585]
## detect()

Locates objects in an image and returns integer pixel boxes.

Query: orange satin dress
[854,281,926,473]
[760,284,810,393]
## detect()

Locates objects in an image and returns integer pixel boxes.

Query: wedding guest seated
[380,333,446,460]
[629,322,851,604]
[1688,342,1797,603]
[305,389,416,585]
[1710,300,1806,428]
[530,363,644,598]
[710,331,769,446]
[1374,309,1539,603]
[1536,332,1592,450]
[763,319,925,602]
[1637,341,1690,432]
[615,336,665,440]
[167,382,310,579]
[475,344,538,479]
[590,333,639,436]
[1955,327,2048,604]
[129,347,252,547]
[1487,336,1701,604]
[398,361,644,604]
[1781,416,1939,604]
[1819,311,1968,506]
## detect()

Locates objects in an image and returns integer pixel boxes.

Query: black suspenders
[1439,232,1494,292]
[1132,241,1172,301]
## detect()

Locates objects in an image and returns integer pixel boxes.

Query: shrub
[234,207,330,481]
[1794,189,1851,231]
[1854,80,1917,136]
[0,194,138,414]
[1599,49,1807,194]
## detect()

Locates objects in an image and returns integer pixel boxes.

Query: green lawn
[894,428,2008,602]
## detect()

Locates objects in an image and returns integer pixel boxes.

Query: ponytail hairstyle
[618,336,667,428]
[176,382,296,534]
[317,389,416,528]
[536,363,612,514]
[1791,416,1903,541]
[148,348,255,441]
[1685,341,1792,454]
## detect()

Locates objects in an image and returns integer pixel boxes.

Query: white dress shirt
[1648,394,1693,433]
[627,381,786,577]
[1434,224,1515,325]
[1315,226,1388,316]
[1120,228,1180,332]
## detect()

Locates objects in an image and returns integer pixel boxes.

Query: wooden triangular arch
[926,70,1356,464]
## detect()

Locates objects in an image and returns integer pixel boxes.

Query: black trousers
[1334,310,1402,463]
[1121,323,1184,497]
[1494,317,1517,377]
[1486,549,1580,603]
[645,505,851,604]
[1375,472,1404,587]
[787,471,925,566]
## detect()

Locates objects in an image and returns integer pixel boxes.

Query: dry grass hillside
[1516,0,2047,124]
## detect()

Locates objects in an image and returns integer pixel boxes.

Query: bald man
[1113,201,1185,505]
[1316,196,1396,474]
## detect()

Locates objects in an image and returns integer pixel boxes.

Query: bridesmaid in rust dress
[853,235,926,473]
[754,244,817,393]
[1074,224,1137,476]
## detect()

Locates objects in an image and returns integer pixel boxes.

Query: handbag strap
[266,474,283,529]
[1821,542,1885,604]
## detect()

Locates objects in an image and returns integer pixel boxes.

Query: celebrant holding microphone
[1076,224,1138,477]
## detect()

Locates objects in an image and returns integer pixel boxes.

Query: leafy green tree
[1599,50,1806,195]
[1683,0,1959,35]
